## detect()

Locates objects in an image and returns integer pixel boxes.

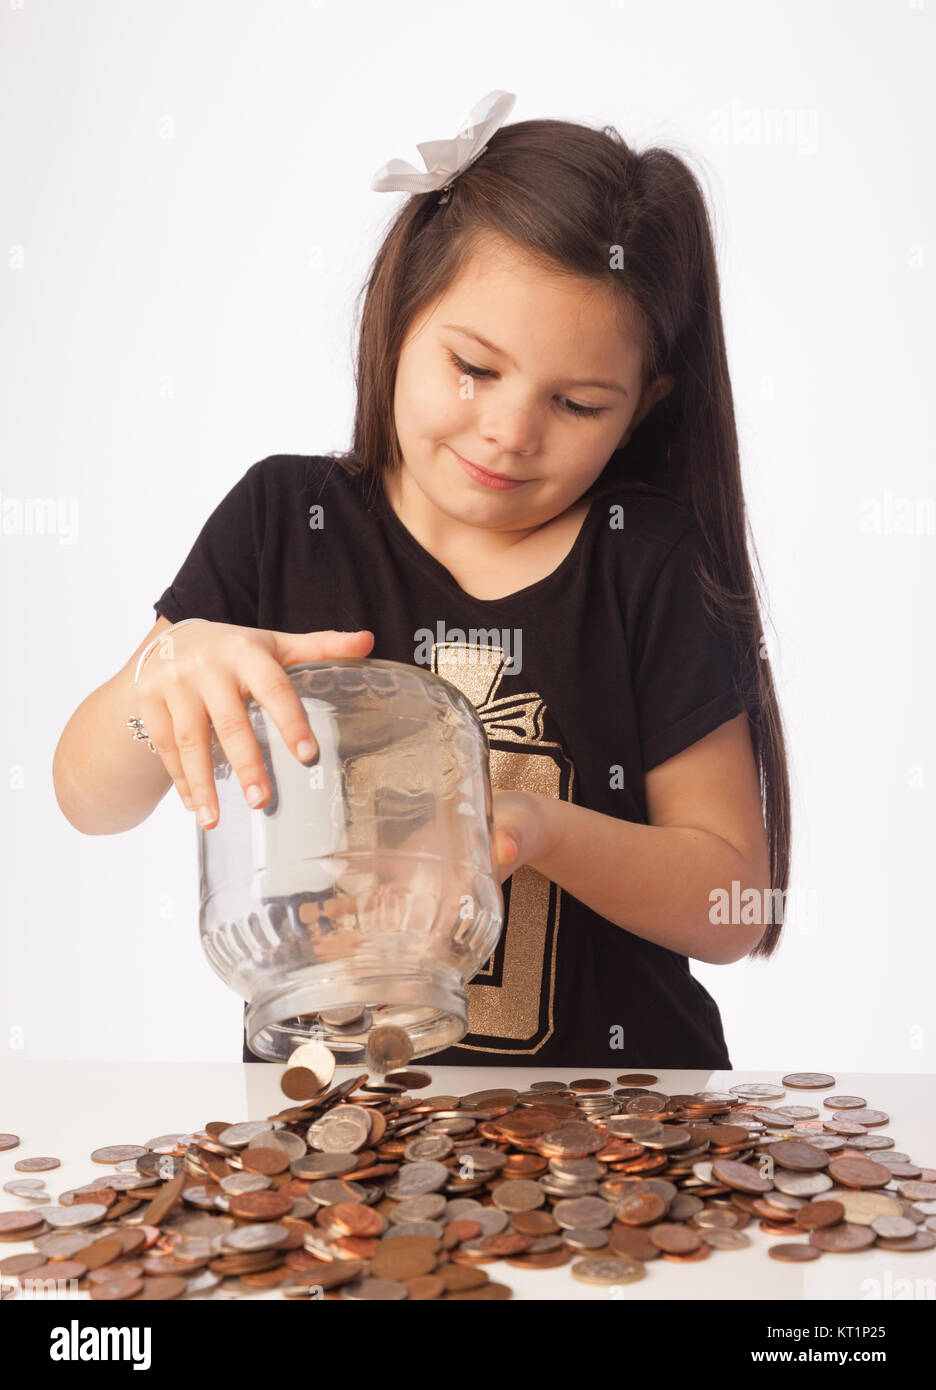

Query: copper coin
[480,1232,534,1256]
[711,1159,774,1193]
[370,1243,436,1280]
[0,1135,20,1151]
[228,1190,293,1220]
[505,1247,573,1269]
[782,1073,835,1089]
[142,1171,187,1225]
[809,1223,877,1252]
[616,1075,658,1086]
[769,1243,821,1261]
[794,1199,845,1230]
[134,1276,187,1300]
[91,1146,148,1164]
[827,1156,891,1189]
[824,1095,866,1109]
[0,1252,47,1276]
[77,1236,125,1269]
[13,1156,60,1173]
[766,1140,830,1172]
[325,1202,385,1237]
[0,1210,44,1234]
[874,1231,936,1252]
[384,1070,433,1091]
[570,1078,612,1092]
[832,1108,888,1127]
[615,1192,667,1226]
[403,1274,445,1299]
[509,1210,556,1235]
[439,1265,489,1291]
[23,1260,87,1283]
[662,1243,711,1263]
[649,1223,702,1254]
[280,1067,324,1102]
[608,1227,662,1261]
[241,1147,291,1176]
[897,1181,936,1201]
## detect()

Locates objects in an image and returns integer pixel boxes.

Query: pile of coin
[2,1068,935,1300]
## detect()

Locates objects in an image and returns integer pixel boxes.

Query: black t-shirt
[154,455,745,1069]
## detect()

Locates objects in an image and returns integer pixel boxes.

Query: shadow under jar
[198,658,504,1063]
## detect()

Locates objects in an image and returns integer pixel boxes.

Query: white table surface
[2,1062,934,1302]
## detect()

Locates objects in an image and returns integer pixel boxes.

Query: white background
[1,0,932,1068]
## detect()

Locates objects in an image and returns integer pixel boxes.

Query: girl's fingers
[135,691,194,809]
[163,686,219,827]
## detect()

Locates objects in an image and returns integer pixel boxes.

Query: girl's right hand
[133,622,375,827]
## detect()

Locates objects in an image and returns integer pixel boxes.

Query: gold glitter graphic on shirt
[432,642,575,1054]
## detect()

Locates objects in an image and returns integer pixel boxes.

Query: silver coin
[291,1153,359,1179]
[3,1179,47,1199]
[285,1042,337,1085]
[445,1198,483,1220]
[729,1083,786,1100]
[772,1170,833,1196]
[248,1130,306,1160]
[383,1221,445,1240]
[424,1117,476,1135]
[33,1203,109,1228]
[453,1146,507,1175]
[388,1194,447,1224]
[562,1228,608,1250]
[183,1269,223,1297]
[550,1195,617,1228]
[136,1153,185,1180]
[571,1255,645,1285]
[872,1216,917,1238]
[104,1174,152,1191]
[219,1173,272,1195]
[300,1177,367,1207]
[144,1133,189,1153]
[222,1222,290,1252]
[324,1008,373,1035]
[550,1157,605,1181]
[306,1107,372,1153]
[539,1179,599,1198]
[473,1207,510,1237]
[319,1005,366,1027]
[491,1179,546,1213]
[403,1135,453,1163]
[701,1228,751,1250]
[217,1122,275,1148]
[32,1230,94,1257]
[383,1161,450,1198]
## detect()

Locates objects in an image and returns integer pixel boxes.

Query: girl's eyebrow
[441,322,629,396]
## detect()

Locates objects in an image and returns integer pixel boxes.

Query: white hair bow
[370,90,516,200]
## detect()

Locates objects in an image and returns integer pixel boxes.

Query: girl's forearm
[525,795,766,965]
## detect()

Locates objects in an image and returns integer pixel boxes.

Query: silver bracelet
[126,617,210,752]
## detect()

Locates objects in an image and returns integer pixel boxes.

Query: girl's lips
[450,448,529,491]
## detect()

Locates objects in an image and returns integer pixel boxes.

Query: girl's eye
[448,351,604,419]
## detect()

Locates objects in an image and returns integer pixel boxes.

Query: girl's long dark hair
[327,116,790,959]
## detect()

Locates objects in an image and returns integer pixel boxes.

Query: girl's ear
[617,373,675,449]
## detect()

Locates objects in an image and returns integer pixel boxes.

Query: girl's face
[391,235,672,532]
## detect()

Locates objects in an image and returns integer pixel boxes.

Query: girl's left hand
[491,789,554,884]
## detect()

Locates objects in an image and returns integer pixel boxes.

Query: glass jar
[198,659,504,1063]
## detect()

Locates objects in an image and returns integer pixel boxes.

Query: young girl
[54,93,790,1071]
